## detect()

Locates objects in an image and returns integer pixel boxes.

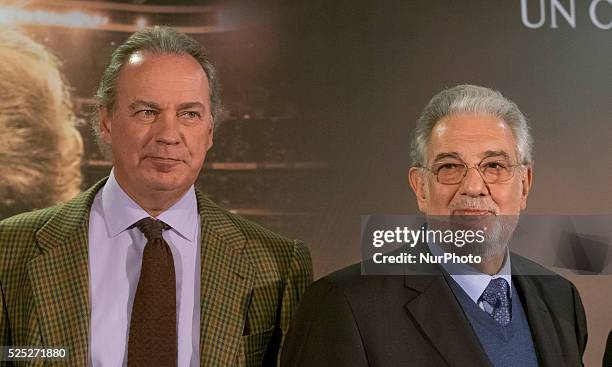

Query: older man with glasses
[282,85,587,367]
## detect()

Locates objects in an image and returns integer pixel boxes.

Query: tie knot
[135,218,170,241]
[480,278,509,308]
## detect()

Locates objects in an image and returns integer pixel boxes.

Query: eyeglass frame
[420,157,525,185]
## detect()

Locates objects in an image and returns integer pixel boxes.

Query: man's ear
[99,105,112,145]
[408,167,428,213]
[520,165,533,211]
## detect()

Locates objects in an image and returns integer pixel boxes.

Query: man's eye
[438,163,462,170]
[483,161,508,169]
[135,110,157,120]
[180,111,201,120]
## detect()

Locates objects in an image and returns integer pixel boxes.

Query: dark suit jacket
[282,253,587,367]
[0,178,312,366]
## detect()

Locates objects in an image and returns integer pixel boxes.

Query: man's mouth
[145,156,183,170]
[147,156,183,163]
[451,209,494,216]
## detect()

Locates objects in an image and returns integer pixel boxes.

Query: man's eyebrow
[432,152,461,162]
[481,150,511,160]
[177,102,206,111]
[129,100,161,110]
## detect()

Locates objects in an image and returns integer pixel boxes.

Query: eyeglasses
[423,158,523,185]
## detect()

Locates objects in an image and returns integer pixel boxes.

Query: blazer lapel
[512,261,565,367]
[26,179,106,366]
[404,273,491,367]
[197,191,255,366]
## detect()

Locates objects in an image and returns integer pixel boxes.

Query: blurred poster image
[0,27,83,220]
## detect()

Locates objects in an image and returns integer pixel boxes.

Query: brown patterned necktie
[128,217,177,367]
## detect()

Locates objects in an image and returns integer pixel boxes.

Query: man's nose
[459,166,489,197]
[154,112,181,145]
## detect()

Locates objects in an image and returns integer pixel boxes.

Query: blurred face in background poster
[0,28,82,219]
[99,52,214,206]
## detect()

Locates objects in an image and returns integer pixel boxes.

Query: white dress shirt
[88,170,201,366]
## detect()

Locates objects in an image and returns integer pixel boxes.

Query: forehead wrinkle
[119,53,208,89]
[429,114,519,161]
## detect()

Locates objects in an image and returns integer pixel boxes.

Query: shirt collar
[102,169,198,242]
[427,240,512,303]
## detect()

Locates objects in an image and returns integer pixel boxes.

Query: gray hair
[0,28,83,218]
[410,84,533,167]
[91,26,221,156]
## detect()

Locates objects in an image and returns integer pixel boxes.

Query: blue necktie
[479,278,511,326]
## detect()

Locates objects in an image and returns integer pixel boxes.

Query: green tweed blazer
[0,178,312,366]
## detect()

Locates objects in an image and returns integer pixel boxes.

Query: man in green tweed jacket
[0,26,312,366]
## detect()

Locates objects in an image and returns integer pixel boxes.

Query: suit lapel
[404,273,491,367]
[512,260,565,367]
[196,191,255,366]
[26,179,106,366]
[403,248,567,367]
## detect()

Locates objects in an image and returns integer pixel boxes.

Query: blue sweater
[445,275,539,367]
